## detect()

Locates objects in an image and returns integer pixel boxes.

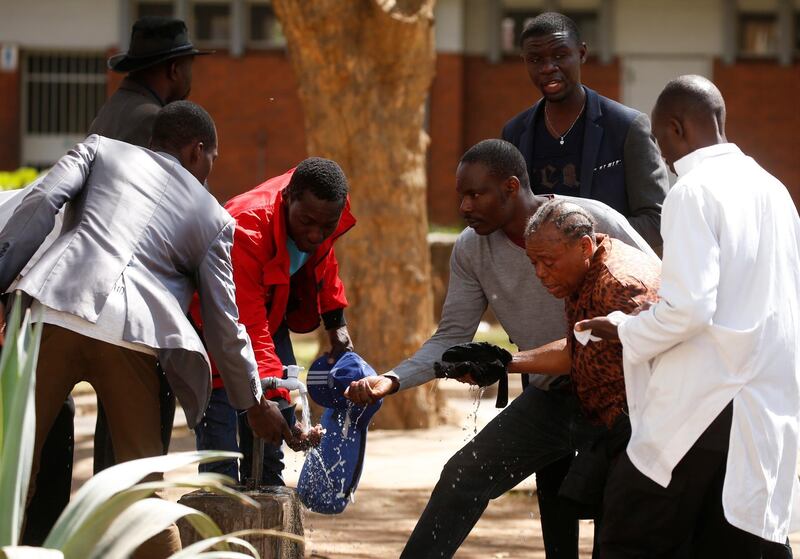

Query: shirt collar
[155,151,181,166]
[673,143,742,177]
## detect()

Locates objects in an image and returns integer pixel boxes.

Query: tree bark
[274,0,442,428]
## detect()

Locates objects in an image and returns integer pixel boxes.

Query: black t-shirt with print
[529,110,586,197]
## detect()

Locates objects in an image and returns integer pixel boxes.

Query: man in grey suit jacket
[0,102,290,558]
[21,17,213,546]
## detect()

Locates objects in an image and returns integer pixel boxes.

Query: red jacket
[192,167,355,402]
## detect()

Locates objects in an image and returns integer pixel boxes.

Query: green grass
[473,324,517,352]
[289,334,321,372]
[429,224,465,235]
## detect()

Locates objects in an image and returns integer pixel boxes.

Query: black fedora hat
[108,16,213,73]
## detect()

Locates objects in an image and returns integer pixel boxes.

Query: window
[738,13,778,57]
[22,51,107,166]
[194,2,231,46]
[247,2,285,48]
[133,1,174,19]
[501,10,598,55]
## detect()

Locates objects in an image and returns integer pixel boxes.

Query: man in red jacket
[194,157,356,484]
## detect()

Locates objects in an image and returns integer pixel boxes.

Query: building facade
[1,0,798,224]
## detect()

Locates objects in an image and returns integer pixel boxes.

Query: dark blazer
[88,77,164,148]
[502,86,669,250]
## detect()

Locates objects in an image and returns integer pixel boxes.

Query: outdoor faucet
[262,365,307,395]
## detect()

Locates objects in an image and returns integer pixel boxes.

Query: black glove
[434,342,512,408]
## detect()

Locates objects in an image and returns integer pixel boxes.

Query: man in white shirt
[577,75,800,557]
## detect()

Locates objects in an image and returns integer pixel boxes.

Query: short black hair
[285,157,349,203]
[459,139,531,191]
[655,75,727,134]
[525,199,595,243]
[519,12,581,48]
[151,100,216,151]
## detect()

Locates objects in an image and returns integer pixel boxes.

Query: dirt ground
[69,381,798,558]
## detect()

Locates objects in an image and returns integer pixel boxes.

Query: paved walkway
[69,382,799,558]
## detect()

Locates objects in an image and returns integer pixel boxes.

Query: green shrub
[0,169,41,191]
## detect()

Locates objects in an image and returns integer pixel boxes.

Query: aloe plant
[0,295,304,558]
[0,296,42,549]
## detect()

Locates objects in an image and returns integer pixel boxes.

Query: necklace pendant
[559,137,565,145]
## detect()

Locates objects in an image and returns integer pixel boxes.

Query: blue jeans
[195,324,296,485]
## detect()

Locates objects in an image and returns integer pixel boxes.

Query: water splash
[469,386,488,435]
[297,390,312,434]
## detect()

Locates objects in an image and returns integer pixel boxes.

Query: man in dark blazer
[500,12,668,559]
[502,12,668,253]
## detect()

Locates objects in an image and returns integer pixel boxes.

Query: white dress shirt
[33,276,156,356]
[615,143,800,542]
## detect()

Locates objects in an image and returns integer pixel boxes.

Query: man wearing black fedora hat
[89,16,212,147]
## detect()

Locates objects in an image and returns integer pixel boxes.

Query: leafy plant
[0,169,40,192]
[0,295,304,558]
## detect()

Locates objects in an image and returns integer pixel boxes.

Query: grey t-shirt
[388,195,657,390]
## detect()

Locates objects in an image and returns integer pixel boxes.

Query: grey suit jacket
[88,78,164,148]
[0,135,261,427]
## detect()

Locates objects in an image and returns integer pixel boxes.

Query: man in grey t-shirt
[346,140,656,558]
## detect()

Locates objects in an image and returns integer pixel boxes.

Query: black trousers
[600,403,793,559]
[20,396,74,546]
[400,385,604,559]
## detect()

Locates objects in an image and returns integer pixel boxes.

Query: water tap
[262,365,307,394]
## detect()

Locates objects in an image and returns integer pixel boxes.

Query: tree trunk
[273,0,442,429]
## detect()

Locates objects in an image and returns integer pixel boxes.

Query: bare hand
[631,300,654,316]
[574,317,620,341]
[327,325,354,364]
[344,375,397,405]
[286,423,324,452]
[246,396,293,446]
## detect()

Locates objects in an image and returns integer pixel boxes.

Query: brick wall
[713,60,800,208]
[6,52,797,219]
[427,53,465,225]
[190,52,307,203]
[0,69,20,171]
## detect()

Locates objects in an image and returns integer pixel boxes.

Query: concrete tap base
[178,485,305,559]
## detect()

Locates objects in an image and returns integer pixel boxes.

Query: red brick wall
[0,69,20,171]
[713,60,800,208]
[18,54,800,223]
[428,53,465,225]
[190,51,307,202]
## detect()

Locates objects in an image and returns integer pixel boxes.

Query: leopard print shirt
[565,234,661,428]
